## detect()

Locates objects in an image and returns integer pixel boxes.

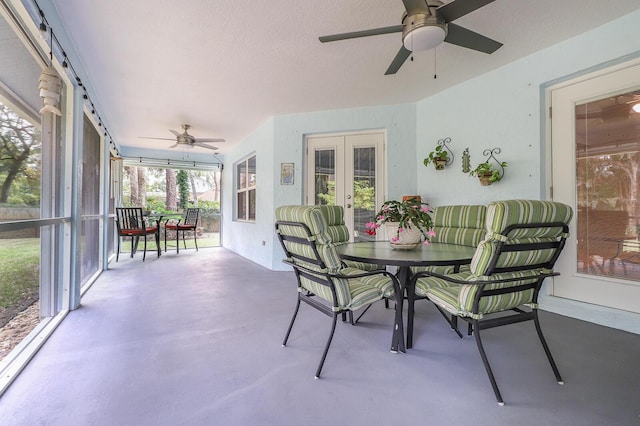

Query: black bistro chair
[164,208,200,253]
[115,207,160,261]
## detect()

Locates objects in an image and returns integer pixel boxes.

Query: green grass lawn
[119,232,220,253]
[0,233,221,326]
[0,239,40,327]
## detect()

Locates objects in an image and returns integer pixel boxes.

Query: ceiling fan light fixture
[633,103,640,113]
[403,25,445,51]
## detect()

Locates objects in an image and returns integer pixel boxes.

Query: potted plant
[365,198,435,248]
[423,145,449,170]
[469,161,508,186]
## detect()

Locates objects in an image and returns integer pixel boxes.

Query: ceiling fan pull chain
[433,48,437,79]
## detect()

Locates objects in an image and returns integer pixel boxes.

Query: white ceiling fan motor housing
[402,13,447,52]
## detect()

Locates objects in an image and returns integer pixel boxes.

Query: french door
[549,61,640,314]
[305,132,385,242]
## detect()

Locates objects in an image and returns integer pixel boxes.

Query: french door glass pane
[314,149,335,205]
[353,147,375,242]
[575,89,640,281]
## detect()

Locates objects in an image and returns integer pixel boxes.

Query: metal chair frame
[115,207,160,261]
[164,208,199,253]
[410,221,569,405]
[276,220,400,378]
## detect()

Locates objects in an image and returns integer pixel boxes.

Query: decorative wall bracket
[482,148,505,179]
[438,137,454,166]
[423,137,454,170]
[470,148,508,186]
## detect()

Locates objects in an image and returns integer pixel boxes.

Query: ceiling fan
[319,0,502,75]
[140,124,225,151]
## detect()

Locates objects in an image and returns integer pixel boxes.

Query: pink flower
[427,229,436,237]
[397,227,404,233]
[365,221,375,229]
[423,240,430,246]
[391,236,399,243]
[420,206,431,213]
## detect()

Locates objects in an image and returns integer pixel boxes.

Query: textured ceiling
[47,0,640,158]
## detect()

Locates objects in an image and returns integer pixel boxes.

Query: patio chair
[408,204,487,344]
[316,205,385,272]
[115,207,161,262]
[164,208,199,253]
[409,199,573,405]
[275,205,400,378]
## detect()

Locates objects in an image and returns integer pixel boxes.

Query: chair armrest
[283,259,401,295]
[410,269,559,286]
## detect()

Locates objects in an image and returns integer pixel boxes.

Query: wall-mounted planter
[469,148,508,186]
[424,137,454,171]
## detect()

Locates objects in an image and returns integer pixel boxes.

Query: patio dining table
[336,241,476,353]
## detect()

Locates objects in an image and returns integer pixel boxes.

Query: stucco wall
[416,9,640,207]
[222,103,417,270]
[223,10,640,276]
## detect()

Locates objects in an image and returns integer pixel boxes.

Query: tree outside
[122,165,222,248]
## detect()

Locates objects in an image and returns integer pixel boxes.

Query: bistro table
[336,241,476,353]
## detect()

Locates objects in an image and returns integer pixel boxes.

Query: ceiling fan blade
[193,142,218,151]
[169,129,181,136]
[444,23,502,54]
[168,143,178,148]
[319,25,404,43]
[138,137,176,141]
[402,0,430,16]
[195,138,226,143]
[385,46,412,75]
[436,0,495,23]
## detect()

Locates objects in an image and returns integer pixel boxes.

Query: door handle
[346,204,352,208]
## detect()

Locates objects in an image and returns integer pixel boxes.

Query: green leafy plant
[365,198,435,244]
[469,161,508,184]
[423,145,449,169]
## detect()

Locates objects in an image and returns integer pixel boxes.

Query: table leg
[391,266,409,353]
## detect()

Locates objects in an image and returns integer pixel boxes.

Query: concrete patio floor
[0,247,638,425]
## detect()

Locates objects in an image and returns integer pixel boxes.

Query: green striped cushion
[317,205,383,271]
[343,259,386,271]
[299,273,383,311]
[340,267,395,298]
[431,205,487,247]
[277,205,389,308]
[470,200,573,276]
[275,205,325,235]
[416,271,544,319]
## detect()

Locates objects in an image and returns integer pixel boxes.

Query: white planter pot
[384,222,422,249]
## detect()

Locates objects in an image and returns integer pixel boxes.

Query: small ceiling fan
[319,0,502,75]
[140,124,225,151]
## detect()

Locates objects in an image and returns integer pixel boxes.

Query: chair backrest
[316,205,350,244]
[457,200,573,317]
[275,205,341,269]
[470,200,573,277]
[431,204,487,247]
[116,207,144,231]
[184,208,200,226]
[275,205,352,308]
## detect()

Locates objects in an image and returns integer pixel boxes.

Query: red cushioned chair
[164,208,199,254]
[115,207,160,261]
